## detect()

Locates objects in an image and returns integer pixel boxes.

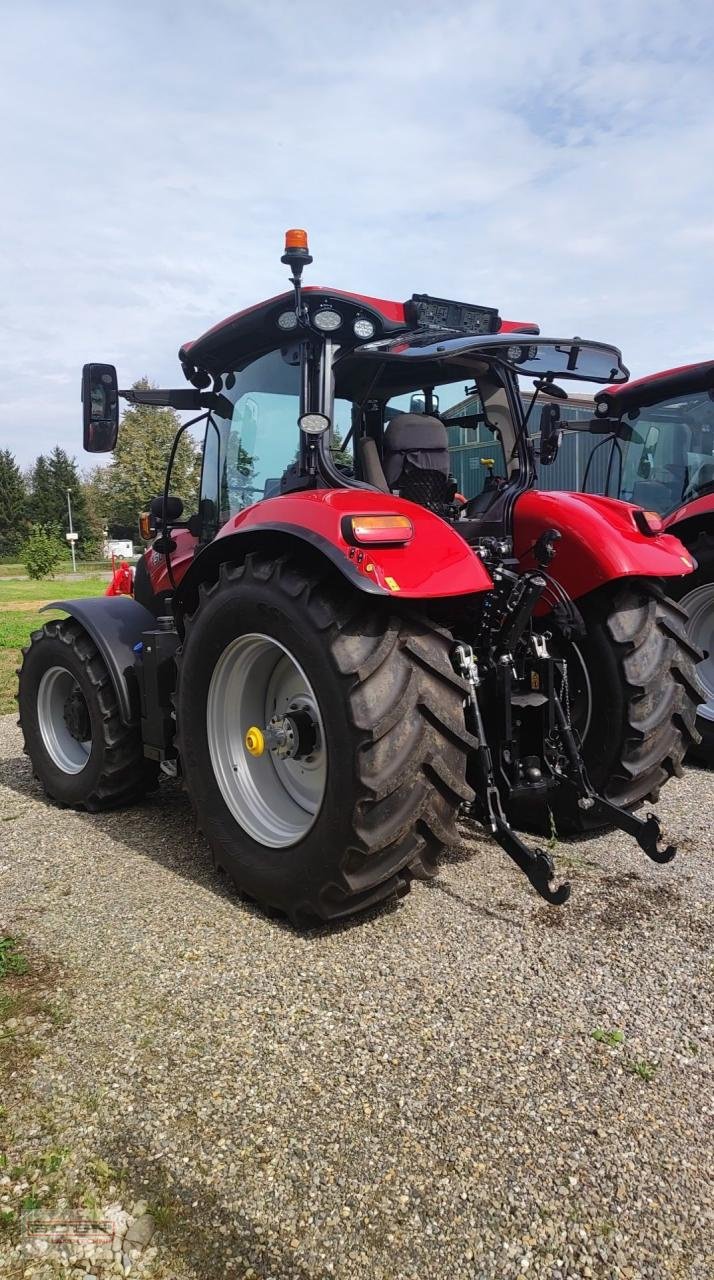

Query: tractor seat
[688,460,714,498]
[383,413,456,510]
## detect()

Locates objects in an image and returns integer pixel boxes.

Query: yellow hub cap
[244,726,265,757]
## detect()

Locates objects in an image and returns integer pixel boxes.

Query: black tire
[665,530,714,764]
[174,555,474,926]
[509,581,702,835]
[18,616,158,810]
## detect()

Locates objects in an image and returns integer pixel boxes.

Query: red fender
[170,489,492,602]
[215,490,492,598]
[513,491,696,604]
[663,493,714,531]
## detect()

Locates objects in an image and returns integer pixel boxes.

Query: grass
[625,1058,659,1082]
[0,937,29,979]
[591,1027,625,1048]
[0,575,109,605]
[0,575,108,715]
[0,560,120,579]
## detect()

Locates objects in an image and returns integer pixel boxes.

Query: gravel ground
[1,710,712,1280]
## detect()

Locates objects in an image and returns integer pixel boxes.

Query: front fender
[41,596,156,725]
[514,491,696,602]
[176,489,493,613]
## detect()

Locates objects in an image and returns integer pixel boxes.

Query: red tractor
[583,362,714,760]
[17,232,701,924]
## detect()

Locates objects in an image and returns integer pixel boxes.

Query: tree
[330,426,353,471]
[0,450,30,557]
[29,447,98,558]
[22,525,65,580]
[96,379,201,541]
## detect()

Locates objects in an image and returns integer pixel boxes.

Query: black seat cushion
[383,413,450,488]
[398,459,454,509]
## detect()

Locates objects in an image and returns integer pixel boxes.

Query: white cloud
[0,0,713,463]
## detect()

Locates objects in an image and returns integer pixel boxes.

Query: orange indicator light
[285,228,309,251]
[350,515,413,545]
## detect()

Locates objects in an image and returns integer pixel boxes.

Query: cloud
[0,0,713,464]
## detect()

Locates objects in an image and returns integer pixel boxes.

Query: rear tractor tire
[175,555,474,926]
[666,530,714,764]
[18,617,158,810]
[510,582,702,835]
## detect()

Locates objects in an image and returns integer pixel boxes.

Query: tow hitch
[453,643,571,906]
[551,694,677,865]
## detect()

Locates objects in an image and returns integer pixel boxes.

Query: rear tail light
[634,509,664,535]
[347,515,413,545]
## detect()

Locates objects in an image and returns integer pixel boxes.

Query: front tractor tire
[512,582,702,835]
[175,555,474,926]
[18,617,157,810]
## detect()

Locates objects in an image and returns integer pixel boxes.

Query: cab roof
[597,360,714,414]
[178,286,538,379]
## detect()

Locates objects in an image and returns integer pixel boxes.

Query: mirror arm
[119,389,232,415]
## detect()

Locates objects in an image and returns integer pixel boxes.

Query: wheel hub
[245,706,320,760]
[63,688,91,742]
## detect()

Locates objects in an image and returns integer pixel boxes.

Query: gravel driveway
[1,712,712,1280]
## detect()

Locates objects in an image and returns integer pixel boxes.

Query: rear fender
[175,489,493,615]
[41,596,156,726]
[514,490,696,605]
[663,497,714,540]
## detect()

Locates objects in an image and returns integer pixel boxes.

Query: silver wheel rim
[206,633,327,847]
[37,666,92,774]
[680,583,714,723]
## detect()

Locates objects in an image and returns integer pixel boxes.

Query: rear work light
[634,509,664,535]
[407,293,501,335]
[346,515,413,545]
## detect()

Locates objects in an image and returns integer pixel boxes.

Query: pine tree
[95,379,201,541]
[0,449,30,557]
[29,455,55,529]
[29,447,98,559]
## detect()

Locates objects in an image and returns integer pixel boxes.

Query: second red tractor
[584,361,714,760]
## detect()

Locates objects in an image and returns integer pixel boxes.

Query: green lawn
[0,576,109,715]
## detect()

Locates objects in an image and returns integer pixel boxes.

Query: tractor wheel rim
[37,666,92,774]
[680,582,714,722]
[562,640,592,745]
[206,633,327,848]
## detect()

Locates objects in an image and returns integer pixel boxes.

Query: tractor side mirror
[82,364,119,453]
[150,495,184,526]
[539,403,562,466]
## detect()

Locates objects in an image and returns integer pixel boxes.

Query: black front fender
[41,596,156,726]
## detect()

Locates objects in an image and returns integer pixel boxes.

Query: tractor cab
[83,229,628,558]
[584,361,714,515]
[156,231,628,557]
[331,329,627,535]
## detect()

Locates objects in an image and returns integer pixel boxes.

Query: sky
[1,0,713,468]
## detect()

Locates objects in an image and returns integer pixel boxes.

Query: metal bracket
[452,643,571,906]
[551,690,677,865]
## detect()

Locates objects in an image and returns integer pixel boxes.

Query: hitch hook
[493,815,572,906]
[638,813,676,864]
